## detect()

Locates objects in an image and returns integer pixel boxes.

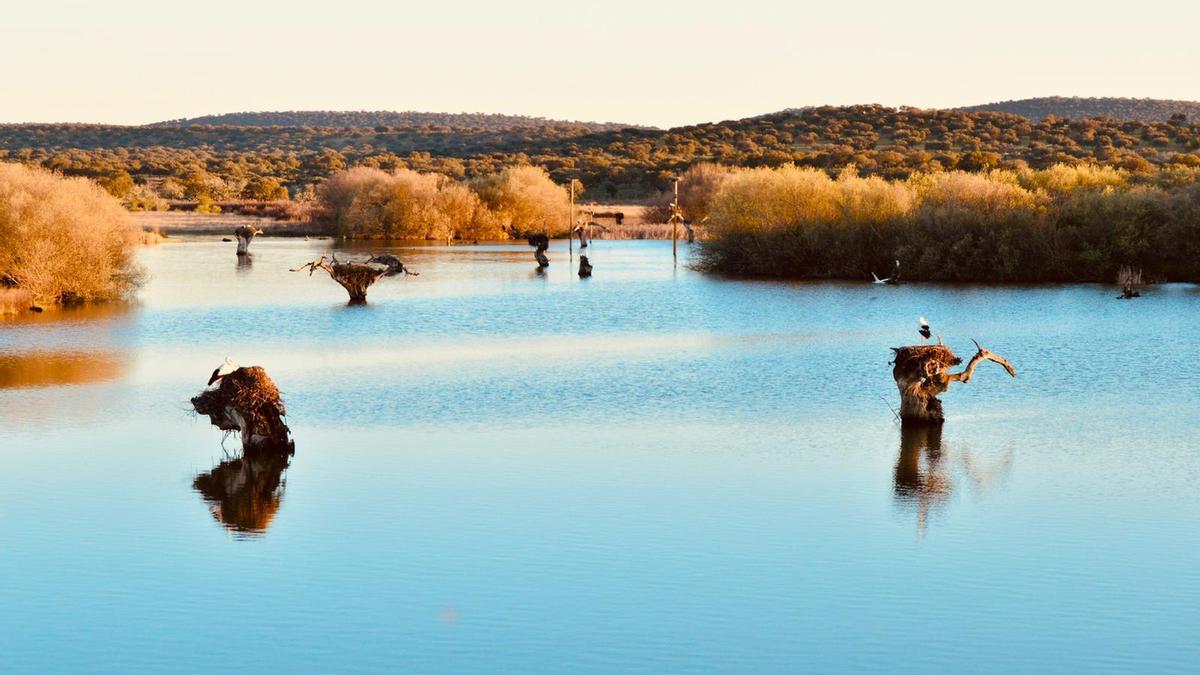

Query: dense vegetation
[960,97,1200,123]
[317,165,568,240]
[0,164,141,304]
[154,110,638,131]
[3,104,1199,205]
[694,163,1200,283]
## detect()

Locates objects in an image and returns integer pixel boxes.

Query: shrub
[0,164,142,304]
[697,163,1200,282]
[471,166,569,235]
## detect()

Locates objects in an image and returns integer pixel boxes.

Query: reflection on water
[0,301,132,327]
[0,351,127,389]
[236,253,254,273]
[193,449,293,537]
[894,425,1014,538]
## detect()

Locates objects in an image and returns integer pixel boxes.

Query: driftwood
[234,225,262,256]
[292,253,416,303]
[890,340,1016,425]
[193,448,291,536]
[191,366,292,452]
[578,255,593,278]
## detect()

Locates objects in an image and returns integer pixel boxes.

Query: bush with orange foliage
[0,164,142,305]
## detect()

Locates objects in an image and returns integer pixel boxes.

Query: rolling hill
[959,97,1200,122]
[152,110,642,132]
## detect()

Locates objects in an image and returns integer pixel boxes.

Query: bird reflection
[193,448,292,537]
[893,426,1013,538]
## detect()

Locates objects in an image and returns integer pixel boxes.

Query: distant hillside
[960,97,1200,122]
[152,110,641,132]
[3,104,1198,201]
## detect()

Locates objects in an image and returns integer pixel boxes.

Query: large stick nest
[191,366,290,450]
[891,345,961,371]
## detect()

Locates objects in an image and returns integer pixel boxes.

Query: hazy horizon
[4,0,1198,128]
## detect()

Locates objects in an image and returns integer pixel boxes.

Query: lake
[2,237,1197,673]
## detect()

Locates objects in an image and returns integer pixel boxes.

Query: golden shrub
[0,163,141,304]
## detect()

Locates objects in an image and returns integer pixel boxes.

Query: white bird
[918,317,932,341]
[871,272,890,284]
[207,357,239,386]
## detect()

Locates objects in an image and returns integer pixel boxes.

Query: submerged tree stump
[525,233,550,268]
[191,366,292,452]
[292,253,416,304]
[891,340,1016,425]
[234,225,262,256]
[578,255,593,278]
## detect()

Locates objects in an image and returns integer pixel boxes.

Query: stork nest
[891,345,961,371]
[330,262,388,286]
[191,367,290,450]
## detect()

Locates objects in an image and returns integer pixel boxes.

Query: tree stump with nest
[891,340,1016,425]
[524,233,550,268]
[292,253,417,304]
[191,366,292,452]
[234,225,262,256]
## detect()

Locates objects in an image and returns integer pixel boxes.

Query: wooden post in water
[671,176,679,265]
[569,180,575,259]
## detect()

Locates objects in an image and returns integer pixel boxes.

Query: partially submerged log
[191,366,292,452]
[578,254,593,278]
[891,340,1016,425]
[193,448,291,536]
[234,225,262,256]
[292,253,417,304]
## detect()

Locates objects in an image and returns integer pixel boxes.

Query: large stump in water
[524,233,550,268]
[891,341,1016,425]
[292,253,416,304]
[191,366,292,452]
[234,225,262,256]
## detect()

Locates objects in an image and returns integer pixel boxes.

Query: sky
[3,0,1198,128]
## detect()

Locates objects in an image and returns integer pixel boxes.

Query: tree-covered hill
[959,97,1200,122]
[1,104,1198,201]
[152,110,641,132]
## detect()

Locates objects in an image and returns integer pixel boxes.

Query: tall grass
[0,164,142,305]
[697,164,1200,282]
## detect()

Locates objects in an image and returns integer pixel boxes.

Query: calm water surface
[2,238,1198,673]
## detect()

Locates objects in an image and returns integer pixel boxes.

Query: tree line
[2,105,1198,206]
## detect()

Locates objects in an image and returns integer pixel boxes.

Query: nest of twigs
[191,367,290,451]
[891,345,961,371]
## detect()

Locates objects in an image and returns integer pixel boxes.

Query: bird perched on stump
[208,357,239,386]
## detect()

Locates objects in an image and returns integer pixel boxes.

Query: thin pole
[671,177,679,264]
[569,180,575,258]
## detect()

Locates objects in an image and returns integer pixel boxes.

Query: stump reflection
[893,426,1013,538]
[194,449,292,537]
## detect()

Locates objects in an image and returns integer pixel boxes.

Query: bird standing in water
[918,317,932,342]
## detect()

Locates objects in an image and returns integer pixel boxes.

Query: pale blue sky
[3,0,1197,128]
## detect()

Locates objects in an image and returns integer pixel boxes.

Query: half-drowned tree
[191,366,293,452]
[291,253,416,304]
[578,254,593,278]
[234,225,262,256]
[890,340,1016,425]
